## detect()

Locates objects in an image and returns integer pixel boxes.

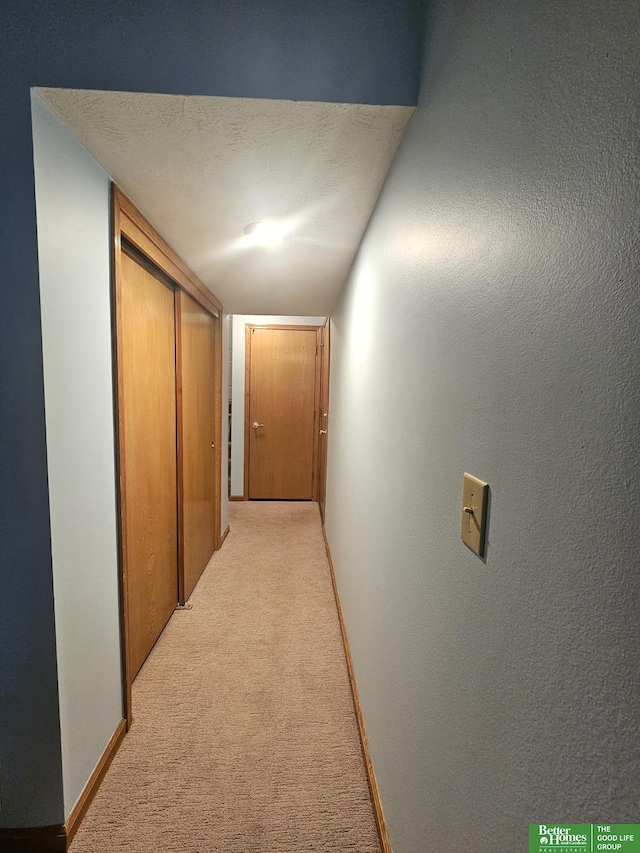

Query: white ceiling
[37,88,413,315]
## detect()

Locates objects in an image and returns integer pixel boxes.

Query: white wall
[31,92,123,819]
[325,2,640,851]
[230,314,325,496]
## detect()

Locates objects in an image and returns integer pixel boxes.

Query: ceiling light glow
[243,219,291,248]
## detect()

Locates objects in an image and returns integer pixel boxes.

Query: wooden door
[119,249,178,680]
[177,290,218,602]
[318,319,330,521]
[246,326,320,500]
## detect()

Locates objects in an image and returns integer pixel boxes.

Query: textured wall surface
[31,93,124,820]
[230,315,325,496]
[325,1,640,850]
[38,89,413,315]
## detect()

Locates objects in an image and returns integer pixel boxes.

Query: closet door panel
[120,250,178,679]
[178,290,217,601]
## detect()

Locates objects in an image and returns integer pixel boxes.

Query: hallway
[69,502,380,853]
[3,3,639,849]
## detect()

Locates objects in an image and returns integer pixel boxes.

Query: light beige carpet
[70,501,381,853]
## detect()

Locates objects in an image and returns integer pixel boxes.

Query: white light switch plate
[460,473,488,557]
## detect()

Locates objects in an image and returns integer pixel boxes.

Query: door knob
[211,441,215,448]
[252,422,264,429]
[319,429,327,434]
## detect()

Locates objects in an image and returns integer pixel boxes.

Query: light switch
[460,473,488,557]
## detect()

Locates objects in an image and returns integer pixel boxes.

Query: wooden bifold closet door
[119,250,178,680]
[118,251,220,683]
[114,187,223,721]
[176,290,218,602]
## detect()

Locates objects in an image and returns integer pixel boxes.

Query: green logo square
[529,825,640,853]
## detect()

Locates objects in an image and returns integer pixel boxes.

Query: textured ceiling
[37,88,413,314]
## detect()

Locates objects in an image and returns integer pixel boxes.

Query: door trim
[243,324,322,501]
[175,292,186,605]
[113,185,221,317]
[111,185,223,725]
[318,317,330,521]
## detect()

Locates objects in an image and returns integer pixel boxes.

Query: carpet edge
[65,718,127,846]
[321,523,392,853]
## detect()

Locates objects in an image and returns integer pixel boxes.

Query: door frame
[318,317,330,522]
[243,324,323,501]
[111,185,223,725]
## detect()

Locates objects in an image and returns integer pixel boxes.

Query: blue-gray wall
[0,0,421,829]
[325,1,640,851]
